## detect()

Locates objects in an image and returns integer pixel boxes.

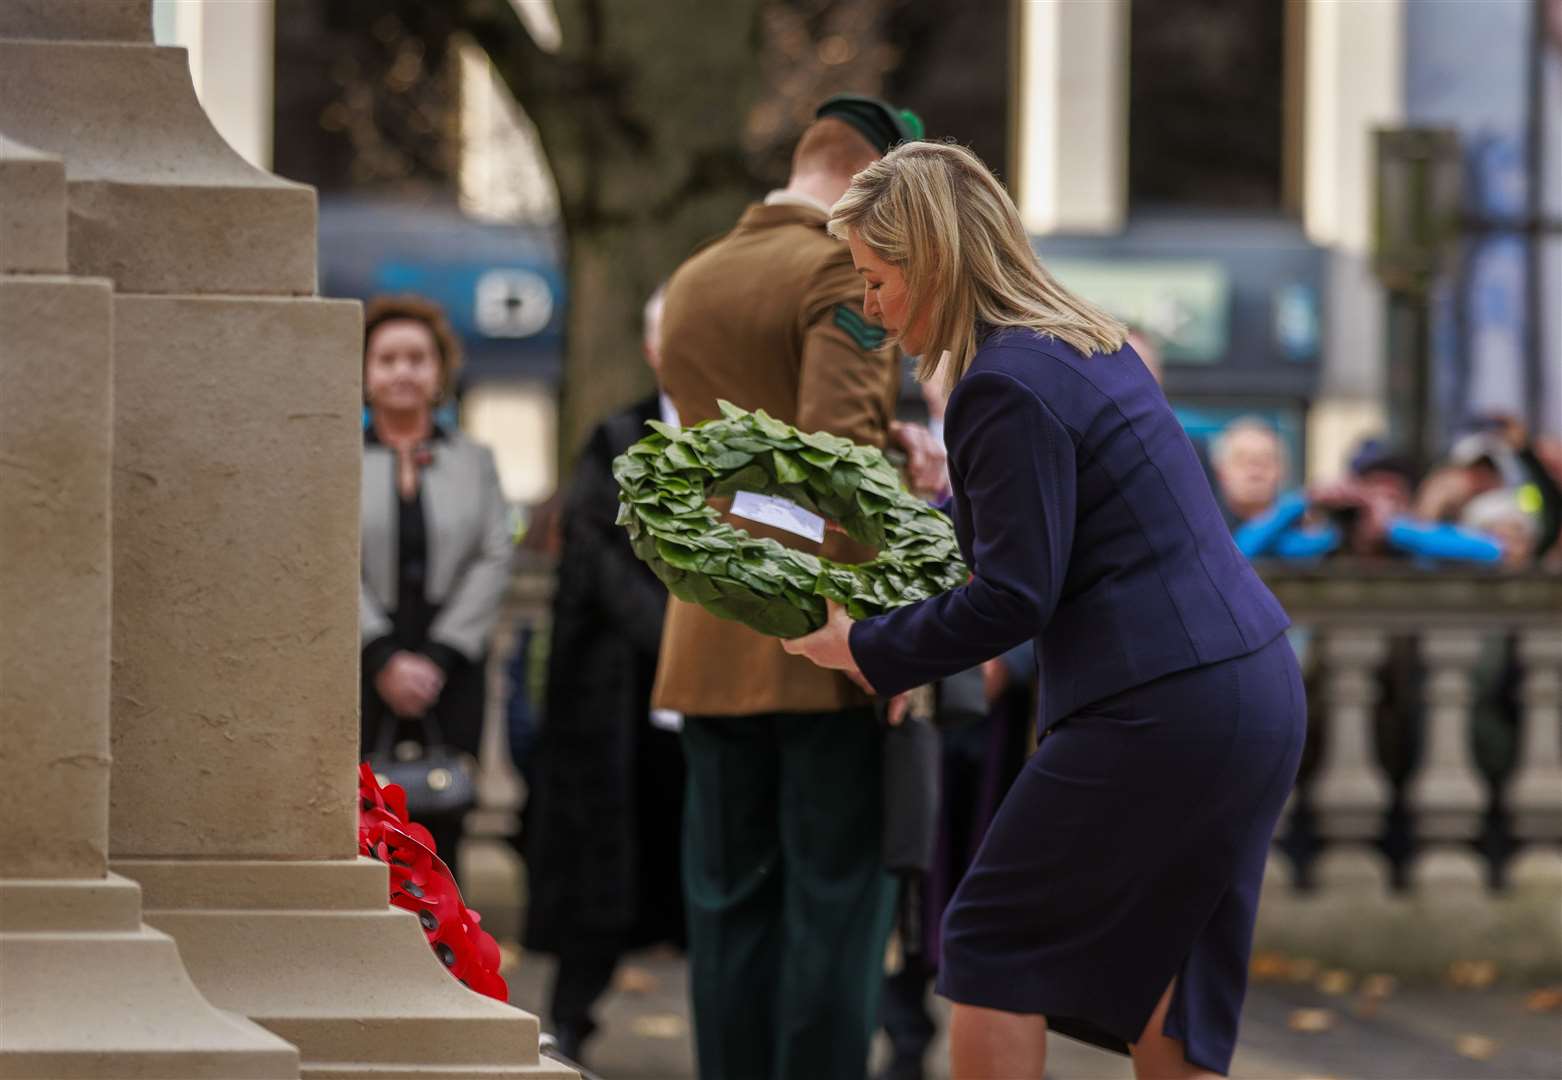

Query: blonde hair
[827,141,1126,390]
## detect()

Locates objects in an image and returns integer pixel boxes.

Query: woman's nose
[864,288,879,319]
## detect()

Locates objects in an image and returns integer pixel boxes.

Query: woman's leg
[948,1002,1046,1080]
[1130,982,1221,1080]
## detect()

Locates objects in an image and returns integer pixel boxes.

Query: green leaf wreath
[613,400,968,639]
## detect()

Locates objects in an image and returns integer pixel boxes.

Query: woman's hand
[376,650,445,717]
[890,420,949,498]
[782,600,877,695]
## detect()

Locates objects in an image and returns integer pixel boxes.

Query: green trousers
[682,709,896,1080]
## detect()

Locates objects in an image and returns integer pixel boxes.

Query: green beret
[815,93,925,155]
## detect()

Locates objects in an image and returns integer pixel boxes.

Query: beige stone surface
[124,857,576,1079]
[0,15,569,1074]
[0,135,66,273]
[0,1,153,43]
[0,38,315,295]
[108,294,362,860]
[0,215,301,1071]
[0,274,113,880]
[1,878,299,1079]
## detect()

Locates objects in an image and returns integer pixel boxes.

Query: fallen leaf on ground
[631,1014,688,1039]
[1250,951,1291,982]
[1288,1008,1337,1034]
[1316,969,1355,996]
[1359,973,1397,998]
[1454,1034,1498,1060]
[614,964,660,994]
[1287,956,1320,984]
[1524,987,1562,1013]
[1446,960,1499,990]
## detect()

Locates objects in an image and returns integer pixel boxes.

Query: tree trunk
[462,0,769,465]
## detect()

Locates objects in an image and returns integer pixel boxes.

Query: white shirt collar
[763,189,832,216]
[658,391,680,430]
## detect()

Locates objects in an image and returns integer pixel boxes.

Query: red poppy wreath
[357,762,508,1001]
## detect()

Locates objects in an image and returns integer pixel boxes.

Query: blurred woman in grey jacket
[359,295,514,881]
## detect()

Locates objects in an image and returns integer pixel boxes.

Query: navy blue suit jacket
[850,328,1290,728]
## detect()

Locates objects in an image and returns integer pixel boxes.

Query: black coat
[523,396,685,952]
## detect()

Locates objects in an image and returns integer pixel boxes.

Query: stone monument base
[117,857,576,1079]
[0,874,300,1079]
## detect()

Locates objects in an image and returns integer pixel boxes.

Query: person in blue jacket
[784,142,1305,1080]
[1236,446,1504,565]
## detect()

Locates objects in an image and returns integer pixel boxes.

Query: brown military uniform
[652,198,900,716]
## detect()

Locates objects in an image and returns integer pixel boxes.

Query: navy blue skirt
[935,633,1305,1075]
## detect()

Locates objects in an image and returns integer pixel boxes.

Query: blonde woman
[784,143,1304,1079]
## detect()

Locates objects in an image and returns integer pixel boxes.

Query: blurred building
[1010,0,1560,480]
[158,0,1559,502]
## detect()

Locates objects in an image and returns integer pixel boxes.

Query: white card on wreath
[730,490,826,544]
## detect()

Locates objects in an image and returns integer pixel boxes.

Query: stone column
[1314,629,1392,840]
[1406,629,1489,896]
[1010,0,1128,235]
[1407,629,1487,840]
[1509,627,1562,842]
[1301,0,1401,479]
[0,5,571,1076]
[1312,629,1394,892]
[0,134,298,1078]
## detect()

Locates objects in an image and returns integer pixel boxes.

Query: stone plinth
[0,134,299,1078]
[0,7,572,1075]
[122,859,577,1079]
[107,295,363,861]
[0,0,152,42]
[0,876,299,1078]
[0,134,65,273]
[0,35,314,295]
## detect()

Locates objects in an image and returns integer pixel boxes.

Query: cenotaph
[0,4,571,1076]
[0,132,300,1078]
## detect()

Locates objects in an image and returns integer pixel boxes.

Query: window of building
[1128,0,1299,213]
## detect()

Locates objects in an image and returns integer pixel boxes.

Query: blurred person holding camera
[1416,415,1561,564]
[1235,439,1510,566]
[359,295,514,884]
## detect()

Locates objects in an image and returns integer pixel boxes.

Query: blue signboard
[318,196,567,384]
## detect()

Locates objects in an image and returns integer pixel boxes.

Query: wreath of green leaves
[613,400,968,639]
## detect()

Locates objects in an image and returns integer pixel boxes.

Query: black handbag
[934,664,988,729]
[365,711,479,823]
[880,686,942,875]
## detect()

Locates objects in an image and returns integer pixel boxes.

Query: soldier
[653,95,927,1080]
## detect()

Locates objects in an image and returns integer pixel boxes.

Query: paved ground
[464,841,1562,1080]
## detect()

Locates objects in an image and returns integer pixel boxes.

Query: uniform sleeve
[848,371,1075,697]
[794,258,898,445]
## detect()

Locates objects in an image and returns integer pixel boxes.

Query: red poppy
[357,762,509,1002]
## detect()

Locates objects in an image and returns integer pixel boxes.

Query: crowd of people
[351,96,1558,1080]
[1209,411,1562,572]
